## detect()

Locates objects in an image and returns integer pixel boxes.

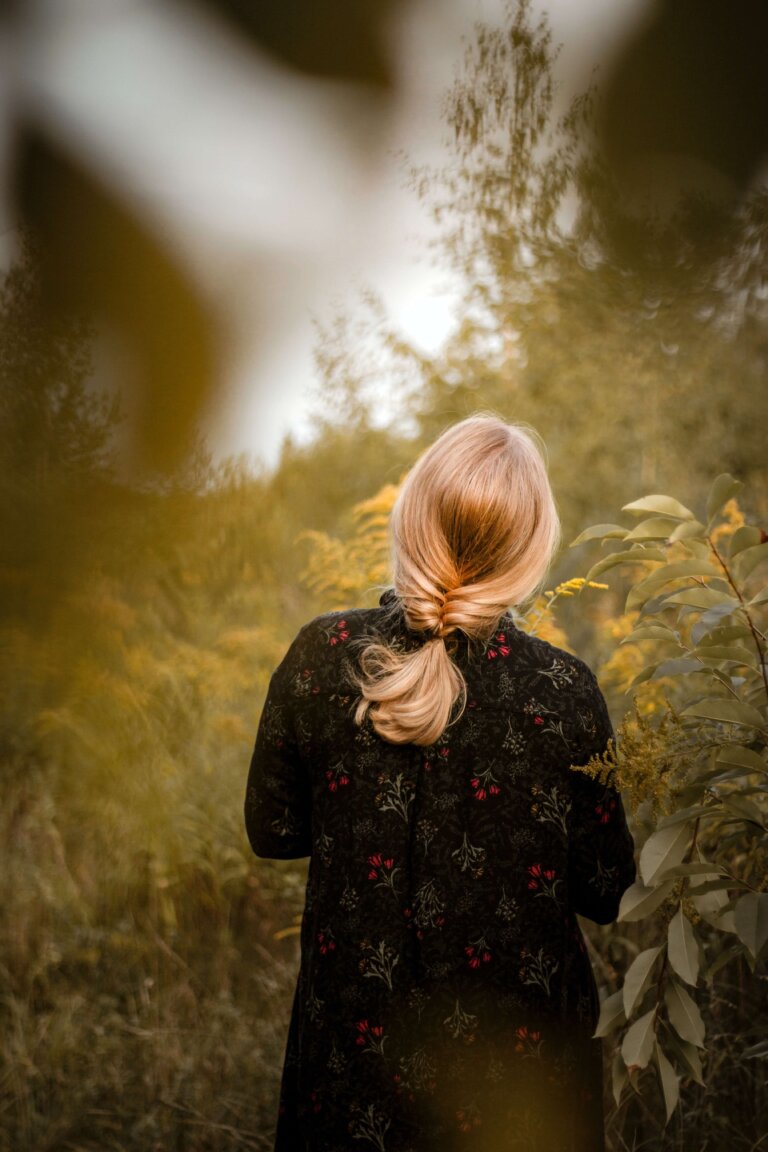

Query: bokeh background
[2,0,766,1148]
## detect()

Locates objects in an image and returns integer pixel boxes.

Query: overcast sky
[7,0,651,470]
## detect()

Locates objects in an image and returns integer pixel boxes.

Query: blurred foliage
[12,0,404,475]
[598,0,768,263]
[298,483,399,608]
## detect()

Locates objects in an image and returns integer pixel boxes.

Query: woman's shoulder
[494,611,601,692]
[279,592,399,665]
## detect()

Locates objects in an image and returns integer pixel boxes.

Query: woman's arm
[244,628,312,859]
[567,666,636,924]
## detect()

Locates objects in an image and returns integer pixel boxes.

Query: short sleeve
[244,627,312,860]
[566,667,636,924]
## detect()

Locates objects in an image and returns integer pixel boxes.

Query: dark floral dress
[245,589,637,1152]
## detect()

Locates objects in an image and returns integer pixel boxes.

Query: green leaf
[639,823,691,886]
[669,519,706,542]
[690,645,756,666]
[593,988,626,1038]
[733,541,768,582]
[692,604,745,643]
[657,804,721,828]
[611,1048,629,1107]
[733,893,768,959]
[619,879,676,922]
[627,663,662,689]
[658,862,727,880]
[625,561,719,611]
[621,1007,657,1070]
[622,495,695,521]
[729,525,762,559]
[681,698,766,730]
[654,1040,680,1125]
[697,623,753,645]
[623,946,662,1018]
[703,941,743,983]
[625,517,682,541]
[716,745,768,774]
[679,537,711,559]
[712,908,737,934]
[743,1040,768,1059]
[651,658,707,680]
[570,524,629,546]
[687,877,741,896]
[748,586,768,607]
[664,1030,704,1085]
[721,794,767,829]
[662,587,737,610]
[667,908,701,986]
[695,875,736,930]
[665,979,705,1048]
[631,644,686,668]
[621,625,680,644]
[586,547,666,581]
[707,474,743,524]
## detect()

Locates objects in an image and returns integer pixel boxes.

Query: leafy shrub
[571,475,767,1132]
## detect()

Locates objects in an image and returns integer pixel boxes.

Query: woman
[245,414,637,1152]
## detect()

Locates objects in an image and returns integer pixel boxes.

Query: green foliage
[572,475,767,1130]
[298,483,399,607]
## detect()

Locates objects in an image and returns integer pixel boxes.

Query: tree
[312,0,768,546]
[0,229,123,618]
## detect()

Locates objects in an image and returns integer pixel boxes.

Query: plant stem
[706,535,768,706]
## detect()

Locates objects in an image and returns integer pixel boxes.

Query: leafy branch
[572,473,768,1126]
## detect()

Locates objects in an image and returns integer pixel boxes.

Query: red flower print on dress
[324,761,350,792]
[327,618,350,645]
[316,926,336,955]
[513,1024,543,1057]
[354,1019,386,1056]
[366,853,400,894]
[485,629,512,660]
[526,863,561,902]
[464,931,492,969]
[595,796,618,823]
[470,764,502,800]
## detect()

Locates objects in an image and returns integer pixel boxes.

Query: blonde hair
[353,414,561,746]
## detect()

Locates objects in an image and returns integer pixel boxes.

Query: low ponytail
[353,414,560,746]
[353,635,465,747]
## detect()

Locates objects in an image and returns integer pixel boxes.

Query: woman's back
[245,589,637,1152]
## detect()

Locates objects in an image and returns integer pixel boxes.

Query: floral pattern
[245,588,637,1151]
